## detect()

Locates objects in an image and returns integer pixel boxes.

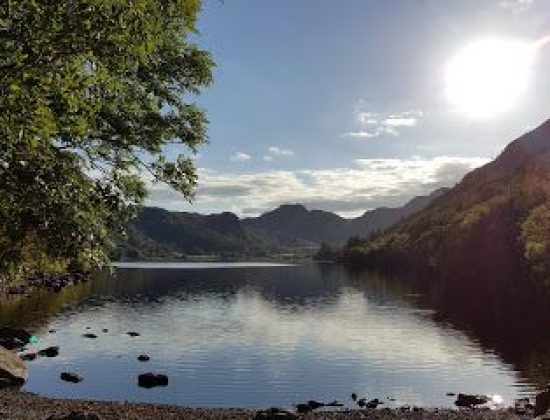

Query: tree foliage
[0,0,214,274]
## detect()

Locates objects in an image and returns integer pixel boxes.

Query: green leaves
[0,0,213,274]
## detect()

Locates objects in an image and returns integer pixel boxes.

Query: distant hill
[114,189,444,260]
[343,119,550,280]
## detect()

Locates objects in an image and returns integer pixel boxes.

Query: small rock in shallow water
[137,355,150,362]
[82,333,97,339]
[455,393,488,407]
[60,372,83,383]
[138,372,168,388]
[101,329,108,333]
[351,393,357,401]
[307,400,324,410]
[294,404,311,414]
[366,398,381,409]
[19,353,37,362]
[48,329,56,334]
[127,331,140,337]
[38,346,59,358]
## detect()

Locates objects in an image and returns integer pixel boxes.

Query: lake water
[1,262,548,409]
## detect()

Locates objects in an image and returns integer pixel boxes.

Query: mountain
[242,188,448,245]
[114,189,444,260]
[113,207,293,260]
[343,119,550,280]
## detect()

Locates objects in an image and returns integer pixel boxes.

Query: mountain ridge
[114,188,446,259]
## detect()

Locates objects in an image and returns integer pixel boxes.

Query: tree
[0,0,214,275]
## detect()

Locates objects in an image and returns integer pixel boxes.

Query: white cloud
[343,108,423,139]
[230,151,251,162]
[499,0,537,10]
[262,146,294,161]
[146,155,488,217]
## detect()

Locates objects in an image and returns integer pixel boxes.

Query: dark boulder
[60,372,83,383]
[455,393,488,407]
[294,404,311,414]
[137,355,150,362]
[83,333,97,339]
[138,372,168,388]
[307,400,324,410]
[20,353,37,362]
[0,327,32,350]
[127,331,140,337]
[0,345,27,388]
[38,346,59,358]
[535,390,550,417]
[366,398,381,409]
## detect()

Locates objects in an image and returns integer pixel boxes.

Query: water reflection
[0,262,548,408]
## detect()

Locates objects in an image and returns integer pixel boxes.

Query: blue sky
[147,0,550,217]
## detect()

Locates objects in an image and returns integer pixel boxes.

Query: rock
[307,400,324,410]
[83,333,97,339]
[101,329,108,333]
[0,345,27,387]
[351,393,357,401]
[357,398,367,407]
[535,390,550,417]
[138,372,168,388]
[294,404,311,414]
[446,392,456,396]
[137,355,150,362]
[325,400,344,407]
[60,372,83,383]
[127,331,140,337]
[0,327,32,350]
[19,353,37,362]
[366,398,381,409]
[49,329,56,334]
[254,407,297,419]
[38,346,59,358]
[455,393,488,407]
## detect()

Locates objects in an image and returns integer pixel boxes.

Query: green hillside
[343,119,550,282]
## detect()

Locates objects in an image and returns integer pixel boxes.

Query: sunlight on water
[2,263,541,408]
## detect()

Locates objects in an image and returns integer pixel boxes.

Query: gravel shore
[0,390,537,419]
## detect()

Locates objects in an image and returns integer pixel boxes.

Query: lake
[1,262,548,409]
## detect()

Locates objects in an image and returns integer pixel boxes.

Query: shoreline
[0,390,536,419]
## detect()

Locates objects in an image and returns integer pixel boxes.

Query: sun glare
[445,37,543,119]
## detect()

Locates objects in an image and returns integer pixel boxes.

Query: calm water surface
[1,262,547,408]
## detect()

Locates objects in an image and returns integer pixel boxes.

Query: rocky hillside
[343,119,550,281]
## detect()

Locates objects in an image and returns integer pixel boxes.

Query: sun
[445,37,538,119]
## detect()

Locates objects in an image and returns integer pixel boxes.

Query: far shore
[0,389,534,419]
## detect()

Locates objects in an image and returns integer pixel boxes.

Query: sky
[146,0,550,218]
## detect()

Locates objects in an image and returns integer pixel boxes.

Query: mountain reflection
[1,262,549,406]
